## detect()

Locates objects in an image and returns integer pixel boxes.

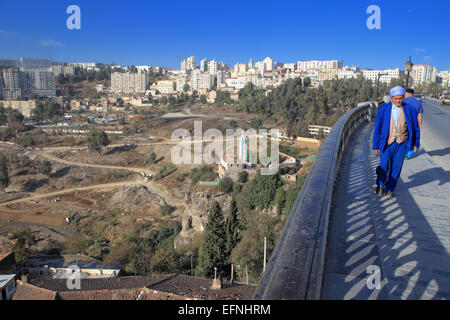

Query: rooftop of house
[29,273,256,300]
[12,280,57,300]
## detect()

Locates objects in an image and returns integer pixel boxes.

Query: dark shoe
[375,185,386,195]
[375,185,380,194]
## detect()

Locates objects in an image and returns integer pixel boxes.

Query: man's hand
[374,149,380,155]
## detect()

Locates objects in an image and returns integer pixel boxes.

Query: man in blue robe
[404,88,424,159]
[372,86,421,196]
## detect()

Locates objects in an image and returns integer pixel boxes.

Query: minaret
[238,134,249,163]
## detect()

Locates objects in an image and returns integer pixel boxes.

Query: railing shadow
[321,122,450,300]
[427,147,450,157]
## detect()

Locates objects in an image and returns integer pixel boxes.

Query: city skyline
[0,1,449,71]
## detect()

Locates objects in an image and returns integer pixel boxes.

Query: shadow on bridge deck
[321,122,450,300]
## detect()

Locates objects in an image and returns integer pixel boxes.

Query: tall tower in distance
[238,134,249,164]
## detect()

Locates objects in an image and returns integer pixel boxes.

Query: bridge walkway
[321,121,450,299]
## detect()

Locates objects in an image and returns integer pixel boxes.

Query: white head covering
[389,86,405,97]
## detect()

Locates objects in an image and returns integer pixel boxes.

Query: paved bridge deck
[321,121,450,299]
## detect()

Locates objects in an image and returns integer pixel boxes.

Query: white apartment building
[68,62,97,69]
[297,60,343,71]
[208,60,218,75]
[2,69,22,100]
[284,63,296,72]
[216,70,226,87]
[111,72,148,94]
[233,63,248,77]
[157,80,176,94]
[410,64,437,87]
[338,66,361,79]
[437,70,449,89]
[136,66,152,73]
[362,68,402,84]
[200,58,208,72]
[30,70,56,97]
[189,69,201,90]
[51,65,75,77]
[263,57,276,71]
[181,56,196,71]
[199,73,214,90]
[255,61,266,75]
[226,76,249,90]
[176,75,189,92]
[246,73,262,88]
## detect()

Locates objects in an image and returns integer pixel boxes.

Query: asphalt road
[420,98,450,172]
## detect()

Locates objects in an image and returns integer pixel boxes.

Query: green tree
[8,109,24,136]
[149,152,157,164]
[195,201,226,277]
[9,228,35,265]
[238,171,248,183]
[87,128,109,153]
[219,176,234,194]
[0,155,9,192]
[0,105,8,125]
[37,160,52,177]
[200,95,207,104]
[225,199,240,260]
[17,133,35,147]
[150,247,178,273]
[275,187,286,215]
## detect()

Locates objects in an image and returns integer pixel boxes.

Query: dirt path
[0,141,185,227]
[0,178,146,206]
[35,149,154,176]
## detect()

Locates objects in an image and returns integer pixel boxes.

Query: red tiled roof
[0,252,14,262]
[12,281,57,300]
[30,274,256,300]
[150,274,255,300]
[30,274,175,292]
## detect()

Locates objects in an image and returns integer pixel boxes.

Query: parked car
[441,95,450,105]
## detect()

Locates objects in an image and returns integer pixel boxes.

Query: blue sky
[0,0,449,70]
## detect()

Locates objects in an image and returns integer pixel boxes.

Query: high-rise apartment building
[2,69,22,100]
[208,60,218,75]
[263,57,276,72]
[437,70,449,89]
[181,56,196,71]
[362,68,403,84]
[51,65,75,77]
[200,58,209,72]
[296,60,343,71]
[176,75,189,92]
[111,72,148,94]
[30,70,56,97]
[157,80,176,94]
[410,64,437,86]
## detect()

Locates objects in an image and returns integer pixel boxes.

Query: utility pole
[246,264,248,285]
[263,237,267,273]
[190,239,193,276]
